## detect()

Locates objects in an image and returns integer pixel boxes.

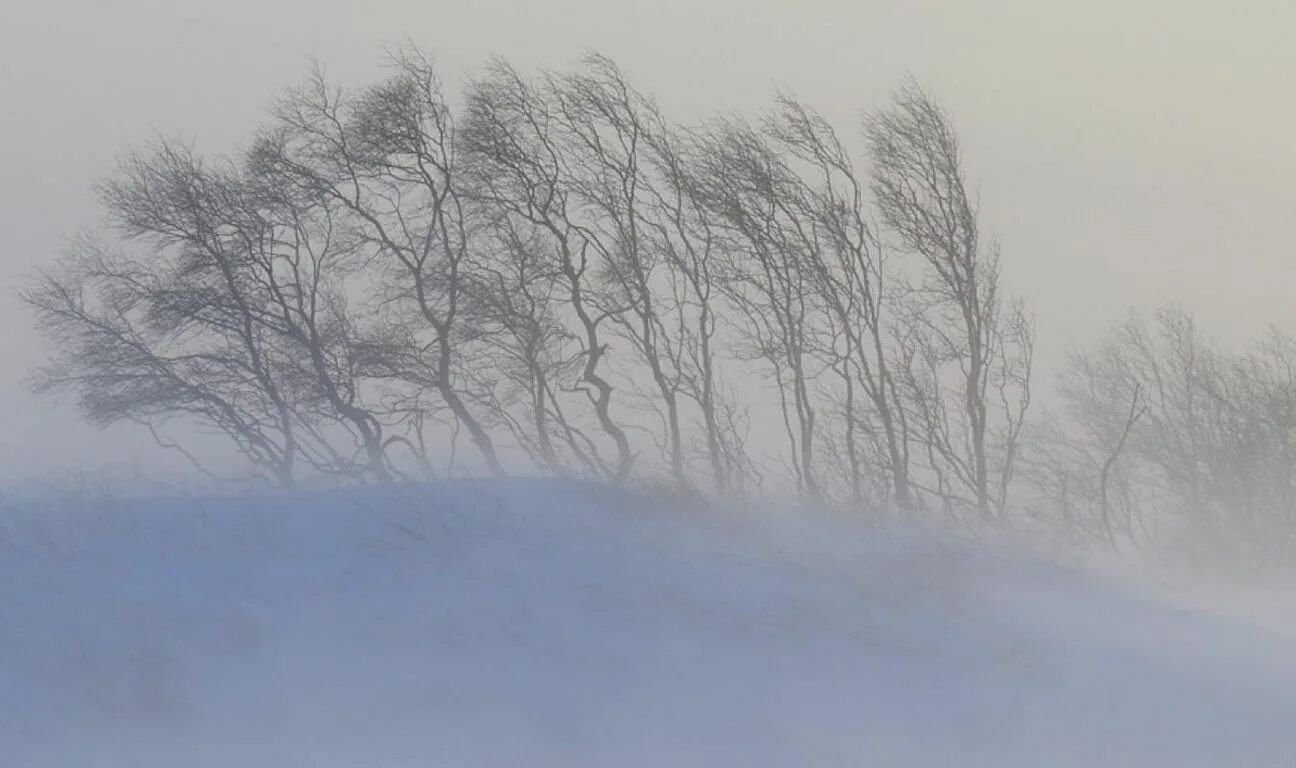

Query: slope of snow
[2,479,1294,767]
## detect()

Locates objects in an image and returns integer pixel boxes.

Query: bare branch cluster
[1038,308,1296,564]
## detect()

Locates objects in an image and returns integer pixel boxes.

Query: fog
[6,5,1296,762]
[4,0,1296,483]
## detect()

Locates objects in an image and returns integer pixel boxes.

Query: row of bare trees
[27,49,1032,519]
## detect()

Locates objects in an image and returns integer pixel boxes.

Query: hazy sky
[3,0,1295,483]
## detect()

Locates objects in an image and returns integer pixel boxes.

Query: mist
[4,1,1296,764]
[5,1,1296,483]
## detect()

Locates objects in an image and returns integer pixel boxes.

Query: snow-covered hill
[3,480,1294,766]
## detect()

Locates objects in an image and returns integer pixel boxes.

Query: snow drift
[3,480,1294,766]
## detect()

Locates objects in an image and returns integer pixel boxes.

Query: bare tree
[33,127,410,486]
[241,154,395,484]
[24,144,342,487]
[1058,307,1296,563]
[468,213,604,475]
[693,117,825,502]
[635,117,737,491]
[867,82,1033,517]
[251,52,503,476]
[544,54,702,488]
[461,59,635,483]
[764,93,913,510]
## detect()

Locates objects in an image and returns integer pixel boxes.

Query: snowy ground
[3,479,1295,766]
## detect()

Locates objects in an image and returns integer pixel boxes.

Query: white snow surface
[3,479,1295,766]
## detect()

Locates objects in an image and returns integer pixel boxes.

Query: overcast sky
[3,0,1295,484]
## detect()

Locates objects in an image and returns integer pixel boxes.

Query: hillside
[3,480,1294,766]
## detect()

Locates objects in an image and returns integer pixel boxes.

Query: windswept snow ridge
[2,480,1294,766]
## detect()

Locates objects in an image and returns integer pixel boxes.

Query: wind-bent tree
[867,82,1033,518]
[252,51,504,476]
[636,115,734,491]
[469,212,601,475]
[26,235,302,486]
[461,59,636,483]
[24,141,381,486]
[694,117,825,502]
[547,55,697,488]
[764,93,913,510]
